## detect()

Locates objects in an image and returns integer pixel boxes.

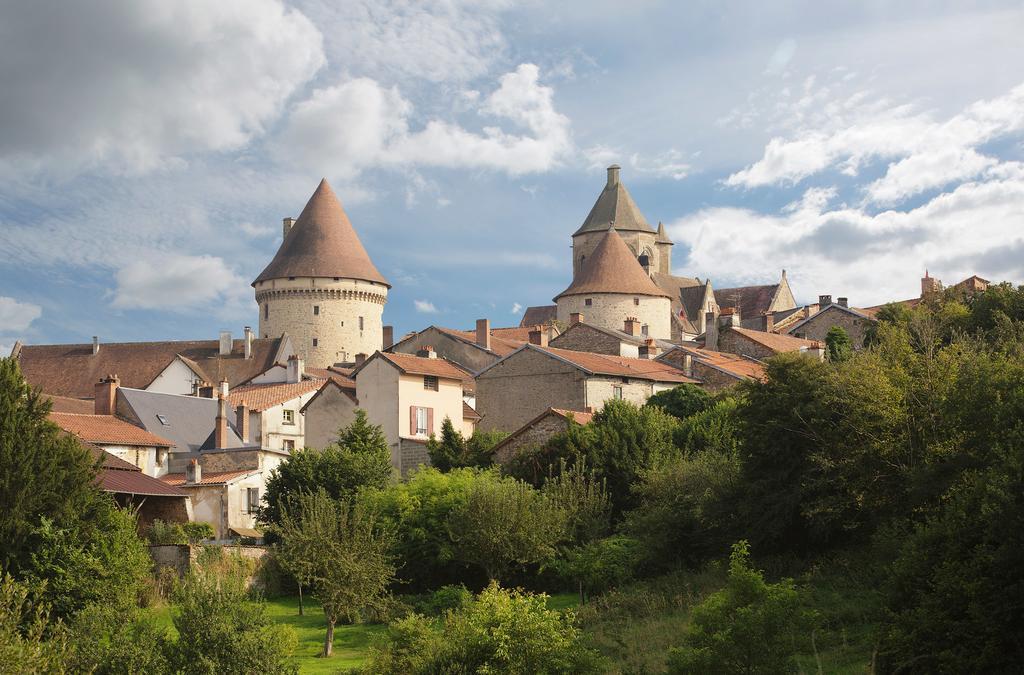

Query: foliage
[364,583,603,674]
[427,417,506,470]
[172,570,298,674]
[560,535,640,602]
[259,409,392,528]
[541,460,611,546]
[672,396,742,456]
[0,573,67,674]
[448,472,567,582]
[146,519,214,545]
[276,490,395,656]
[408,584,473,616]
[0,357,102,575]
[666,541,811,675]
[645,383,713,420]
[824,325,853,361]
[65,603,172,675]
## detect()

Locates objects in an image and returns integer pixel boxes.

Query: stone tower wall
[572,231,661,276]
[556,293,671,340]
[255,277,388,369]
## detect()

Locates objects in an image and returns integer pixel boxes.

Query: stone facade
[301,383,358,450]
[556,294,671,341]
[476,348,587,433]
[573,229,671,277]
[493,413,572,464]
[716,329,777,361]
[788,305,875,351]
[255,276,387,368]
[548,323,640,357]
[391,326,498,372]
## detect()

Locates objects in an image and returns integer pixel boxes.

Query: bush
[666,541,811,674]
[560,535,640,602]
[0,573,67,672]
[147,519,213,545]
[409,584,472,616]
[182,521,215,543]
[645,384,713,420]
[65,603,172,675]
[364,583,603,674]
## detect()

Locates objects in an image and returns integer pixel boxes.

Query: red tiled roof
[555,228,670,300]
[377,352,473,380]
[519,305,557,328]
[671,346,767,381]
[492,407,595,462]
[728,327,821,353]
[51,412,173,447]
[463,401,482,421]
[74,439,186,497]
[306,366,355,389]
[161,469,258,487]
[550,408,594,425]
[228,378,324,412]
[541,346,697,383]
[46,395,94,414]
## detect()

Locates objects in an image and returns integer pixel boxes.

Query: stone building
[549,316,676,358]
[707,309,824,360]
[389,319,544,375]
[253,179,390,369]
[656,345,766,392]
[786,297,876,350]
[300,379,359,451]
[492,408,594,465]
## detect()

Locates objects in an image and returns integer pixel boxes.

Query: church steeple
[573,165,655,236]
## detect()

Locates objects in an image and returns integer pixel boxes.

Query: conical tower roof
[555,227,669,300]
[253,179,390,287]
[573,165,655,236]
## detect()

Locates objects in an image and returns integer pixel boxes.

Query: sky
[1,0,1023,353]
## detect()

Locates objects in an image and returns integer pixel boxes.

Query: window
[282,409,295,425]
[613,386,623,400]
[411,406,433,436]
[282,439,295,452]
[424,375,438,391]
[359,316,364,331]
[313,305,320,315]
[638,254,649,267]
[288,276,295,280]
[156,414,169,426]
[263,304,269,319]
[416,407,428,434]
[642,324,649,336]
[312,338,318,347]
[246,487,259,514]
[634,297,640,306]
[333,277,340,281]
[585,298,592,307]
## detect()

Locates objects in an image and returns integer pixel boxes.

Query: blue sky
[2,1,1023,352]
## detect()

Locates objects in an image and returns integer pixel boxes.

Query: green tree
[667,541,810,675]
[276,491,395,657]
[824,325,853,361]
[427,418,506,470]
[560,535,640,603]
[645,383,713,420]
[541,460,611,546]
[259,409,392,528]
[66,603,172,675]
[0,573,67,674]
[0,357,101,574]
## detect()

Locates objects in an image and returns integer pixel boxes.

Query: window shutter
[409,406,417,435]
[427,408,434,435]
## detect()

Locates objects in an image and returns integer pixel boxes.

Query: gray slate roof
[573,166,655,236]
[116,387,246,454]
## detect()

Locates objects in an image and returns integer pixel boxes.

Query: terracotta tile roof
[714,284,779,321]
[228,378,324,412]
[463,401,481,421]
[728,327,821,353]
[376,352,473,380]
[305,367,355,389]
[540,345,697,383]
[16,336,289,399]
[550,408,595,424]
[666,346,767,381]
[50,412,173,447]
[519,305,557,328]
[253,179,389,287]
[161,469,258,487]
[46,395,94,414]
[573,167,655,235]
[438,327,527,357]
[555,227,670,300]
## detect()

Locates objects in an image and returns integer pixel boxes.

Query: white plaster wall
[98,443,166,477]
[355,358,400,447]
[147,358,202,395]
[302,387,358,450]
[396,373,464,440]
[255,276,388,369]
[248,364,287,385]
[257,390,318,451]
[557,294,671,340]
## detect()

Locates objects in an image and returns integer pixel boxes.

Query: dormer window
[638,254,650,267]
[156,414,169,426]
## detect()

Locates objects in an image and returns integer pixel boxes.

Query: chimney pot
[606,164,621,187]
[243,326,253,359]
[837,297,848,308]
[382,325,394,350]
[570,312,584,326]
[416,346,437,359]
[528,328,548,347]
[92,336,99,355]
[762,311,775,333]
[198,383,214,398]
[235,404,250,444]
[93,374,120,415]
[818,294,832,308]
[639,338,660,359]
[186,458,202,485]
[475,318,491,351]
[219,330,232,357]
[624,317,641,336]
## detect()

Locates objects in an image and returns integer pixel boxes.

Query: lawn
[264,597,386,674]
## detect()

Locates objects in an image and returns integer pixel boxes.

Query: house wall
[227,473,266,537]
[396,372,464,440]
[257,390,317,451]
[247,365,287,385]
[692,363,744,392]
[395,438,431,477]
[493,414,570,464]
[556,294,671,341]
[476,348,587,433]
[789,306,874,351]
[255,276,388,368]
[549,324,639,357]
[147,358,203,395]
[99,443,168,478]
[391,326,498,373]
[302,386,359,450]
[717,330,777,361]
[184,484,227,539]
[770,276,798,313]
[355,357,400,447]
[584,376,655,408]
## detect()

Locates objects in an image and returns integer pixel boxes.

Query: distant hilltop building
[523,165,797,341]
[252,179,390,369]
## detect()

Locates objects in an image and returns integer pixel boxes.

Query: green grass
[264,597,386,674]
[545,591,580,612]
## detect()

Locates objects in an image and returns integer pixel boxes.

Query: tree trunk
[297,583,304,616]
[323,618,335,657]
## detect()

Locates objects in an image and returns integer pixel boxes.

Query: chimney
[382,325,394,350]
[218,379,229,398]
[682,353,693,378]
[476,318,491,351]
[282,217,296,240]
[528,328,548,347]
[818,294,832,308]
[92,336,100,356]
[235,404,249,444]
[570,312,584,326]
[416,346,437,359]
[243,326,253,359]
[639,338,660,359]
[606,164,621,187]
[94,374,120,415]
[354,353,367,366]
[185,458,202,485]
[10,340,22,359]
[720,306,740,328]
[219,330,232,356]
[762,311,775,333]
[215,396,229,449]
[705,311,719,350]
[286,355,304,383]
[623,317,641,336]
[198,383,215,398]
[837,297,848,308]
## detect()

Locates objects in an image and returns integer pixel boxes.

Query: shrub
[65,603,172,674]
[409,584,473,616]
[560,535,640,602]
[0,573,67,672]
[182,521,215,543]
[147,519,211,545]
[645,383,713,421]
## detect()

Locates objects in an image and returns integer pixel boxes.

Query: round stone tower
[253,179,390,369]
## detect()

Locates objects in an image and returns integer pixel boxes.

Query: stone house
[786,296,876,350]
[707,309,824,361]
[162,461,265,541]
[656,345,766,392]
[390,319,548,377]
[50,409,174,478]
[491,408,594,465]
[549,317,677,358]
[475,344,697,433]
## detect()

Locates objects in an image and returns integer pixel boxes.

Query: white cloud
[511,302,522,314]
[584,146,690,180]
[275,63,572,178]
[112,255,247,311]
[0,297,42,332]
[0,0,324,173]
[238,222,278,239]
[414,300,439,314]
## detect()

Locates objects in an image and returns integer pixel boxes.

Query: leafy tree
[645,384,713,420]
[365,583,603,674]
[427,418,506,470]
[560,535,640,603]
[276,490,395,656]
[259,409,392,528]
[666,541,810,674]
[673,397,742,456]
[172,570,298,674]
[66,603,172,675]
[0,357,101,574]
[0,573,67,673]
[449,473,566,582]
[824,325,853,361]
[541,460,611,546]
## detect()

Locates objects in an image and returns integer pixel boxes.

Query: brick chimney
[235,404,249,444]
[624,317,641,336]
[243,326,253,359]
[570,312,584,326]
[528,328,548,347]
[607,164,621,187]
[185,458,202,485]
[94,374,120,415]
[720,306,740,328]
[286,355,304,383]
[219,330,232,357]
[476,318,491,351]
[215,396,229,449]
[639,338,660,359]
[818,294,832,308]
[92,336,100,356]
[282,217,296,240]
[704,311,719,351]
[416,345,437,359]
[762,311,775,333]
[382,325,394,350]
[837,297,848,308]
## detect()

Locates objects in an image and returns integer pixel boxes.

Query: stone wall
[493,414,569,464]
[476,348,586,432]
[255,276,388,368]
[392,326,498,373]
[585,376,655,408]
[789,306,874,351]
[556,293,671,341]
[717,329,777,361]
[395,438,431,477]
[549,324,636,356]
[692,362,743,392]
